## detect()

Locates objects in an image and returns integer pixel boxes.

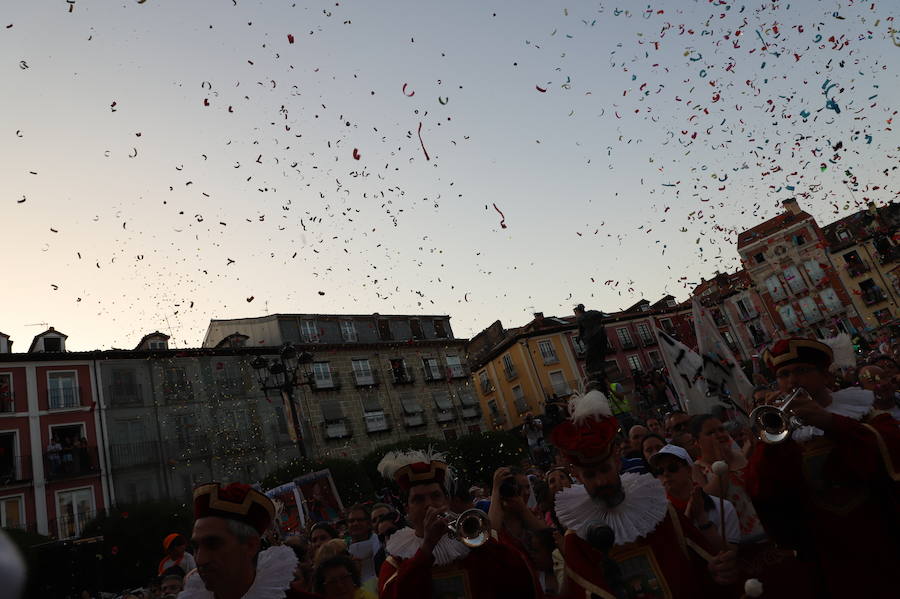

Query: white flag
[652,323,714,415]
[691,298,754,418]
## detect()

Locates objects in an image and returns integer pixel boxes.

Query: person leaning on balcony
[46,437,62,474]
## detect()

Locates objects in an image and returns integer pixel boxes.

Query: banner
[691,299,754,418]
[652,324,713,415]
[265,481,305,533]
[295,469,343,524]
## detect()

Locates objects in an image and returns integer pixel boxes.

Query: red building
[0,328,108,538]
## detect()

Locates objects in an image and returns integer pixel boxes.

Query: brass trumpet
[749,388,805,444]
[440,509,491,548]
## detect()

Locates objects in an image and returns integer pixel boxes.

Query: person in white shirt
[649,444,740,550]
[346,504,380,591]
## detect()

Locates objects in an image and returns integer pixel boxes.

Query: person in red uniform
[376,449,539,599]
[180,482,314,599]
[549,389,739,599]
[746,337,900,599]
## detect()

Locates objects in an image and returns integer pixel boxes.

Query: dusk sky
[2,0,898,350]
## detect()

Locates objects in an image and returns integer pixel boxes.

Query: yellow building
[465,313,585,430]
[822,203,900,333]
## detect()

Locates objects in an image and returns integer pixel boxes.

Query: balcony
[845,261,871,277]
[448,365,469,379]
[542,353,560,366]
[422,367,446,383]
[162,381,193,402]
[0,455,32,486]
[107,383,142,405]
[862,289,888,306]
[311,371,341,391]
[364,412,391,433]
[353,369,380,387]
[876,246,898,265]
[738,310,759,322]
[44,445,99,481]
[640,336,657,347]
[619,339,638,350]
[480,379,494,394]
[390,367,415,384]
[503,366,518,381]
[164,435,211,460]
[490,413,506,428]
[403,413,426,428]
[435,409,456,423]
[324,420,351,439]
[109,440,159,470]
[51,508,100,541]
[48,387,81,410]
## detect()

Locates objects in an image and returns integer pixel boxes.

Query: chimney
[782,198,801,215]
[533,312,545,325]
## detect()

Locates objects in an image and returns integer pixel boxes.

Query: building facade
[821,202,900,332]
[737,198,863,339]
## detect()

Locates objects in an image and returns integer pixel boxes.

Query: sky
[1,0,898,350]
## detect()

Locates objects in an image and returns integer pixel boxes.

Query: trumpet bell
[444,509,491,548]
[749,405,792,444]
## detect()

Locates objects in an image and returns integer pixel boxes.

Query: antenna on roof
[25,322,49,327]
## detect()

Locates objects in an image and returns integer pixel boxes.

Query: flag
[691,298,754,418]
[652,323,713,414]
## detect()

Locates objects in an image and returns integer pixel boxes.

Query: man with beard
[550,389,738,598]
[377,449,539,599]
[181,482,304,599]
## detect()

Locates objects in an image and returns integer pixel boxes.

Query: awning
[458,391,477,407]
[320,400,344,421]
[432,393,453,411]
[400,397,423,414]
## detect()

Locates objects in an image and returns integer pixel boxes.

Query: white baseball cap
[648,444,693,468]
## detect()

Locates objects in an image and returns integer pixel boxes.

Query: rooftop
[737,210,814,250]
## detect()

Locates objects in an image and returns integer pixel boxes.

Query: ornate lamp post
[251,344,314,458]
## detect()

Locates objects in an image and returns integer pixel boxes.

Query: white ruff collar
[385,527,470,566]
[555,473,668,545]
[792,387,875,442]
[179,545,297,599]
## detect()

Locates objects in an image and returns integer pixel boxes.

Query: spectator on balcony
[46,436,62,475]
[158,533,196,576]
[61,436,76,474]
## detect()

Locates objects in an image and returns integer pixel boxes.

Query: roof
[466,313,579,368]
[208,312,452,324]
[0,332,9,339]
[134,331,170,350]
[737,210,814,250]
[214,332,251,348]
[821,202,900,253]
[28,327,67,353]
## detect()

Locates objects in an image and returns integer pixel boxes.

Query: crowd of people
[92,333,900,599]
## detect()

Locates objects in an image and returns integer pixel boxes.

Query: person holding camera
[487,466,550,558]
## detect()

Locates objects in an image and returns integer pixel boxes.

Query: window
[860,279,886,305]
[512,386,528,414]
[778,305,800,331]
[399,393,425,427]
[502,354,517,380]
[798,297,822,323]
[0,373,13,412]
[626,355,642,372]
[377,320,393,341]
[820,288,843,313]
[572,335,586,355]
[446,356,466,378]
[410,320,424,340]
[390,358,412,383]
[874,309,892,324]
[362,394,388,433]
[109,368,139,404]
[1,496,24,530]
[659,319,675,335]
[487,399,500,418]
[549,371,570,397]
[604,360,621,377]
[48,371,78,409]
[163,366,191,400]
[340,321,357,342]
[765,275,786,301]
[754,252,766,264]
[173,414,198,448]
[537,340,558,364]
[459,390,479,419]
[423,358,443,381]
[321,400,348,438]
[783,265,807,294]
[722,330,737,347]
[836,228,851,241]
[793,234,807,246]
[273,406,289,435]
[616,328,634,348]
[352,359,375,386]
[648,351,663,368]
[433,320,448,338]
[478,371,492,393]
[735,298,755,320]
[312,362,335,389]
[57,487,95,539]
[636,322,653,344]
[148,339,167,350]
[803,260,826,285]
[43,337,62,352]
[301,320,319,343]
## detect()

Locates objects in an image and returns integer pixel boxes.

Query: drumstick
[712,461,729,548]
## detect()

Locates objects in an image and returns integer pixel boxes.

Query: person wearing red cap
[376,449,539,599]
[549,389,739,598]
[746,337,900,598]
[180,482,311,599]
[158,533,197,576]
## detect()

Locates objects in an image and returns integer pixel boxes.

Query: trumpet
[749,388,805,444]
[440,509,491,548]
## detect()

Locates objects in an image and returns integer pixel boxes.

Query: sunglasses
[652,463,683,476]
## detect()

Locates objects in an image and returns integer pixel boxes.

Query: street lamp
[251,344,314,458]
